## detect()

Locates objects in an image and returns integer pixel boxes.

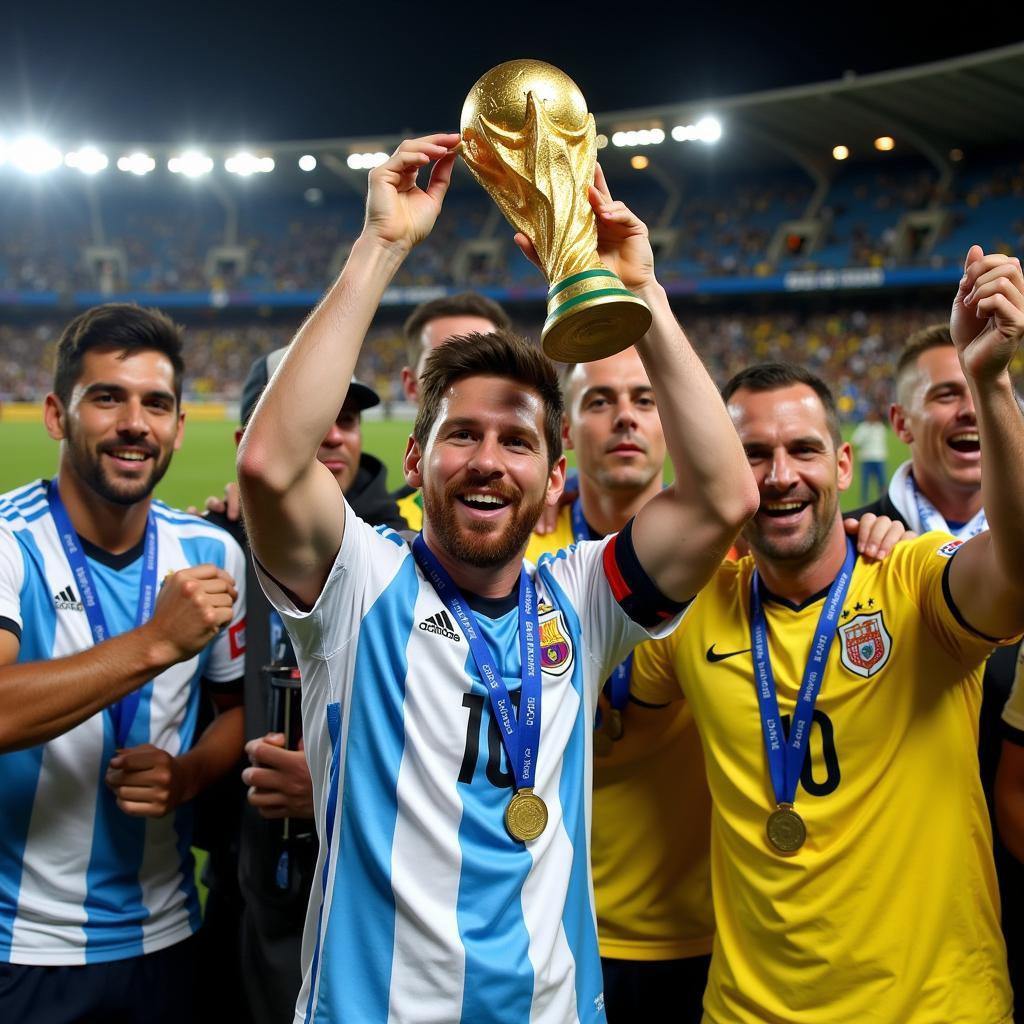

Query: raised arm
[237,134,459,607]
[519,166,758,602]
[945,248,1024,639]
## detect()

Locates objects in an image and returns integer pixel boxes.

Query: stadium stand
[1,43,1022,411]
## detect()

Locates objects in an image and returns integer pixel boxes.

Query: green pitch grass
[0,419,417,509]
[0,418,907,512]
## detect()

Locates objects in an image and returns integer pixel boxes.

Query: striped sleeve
[0,522,24,640]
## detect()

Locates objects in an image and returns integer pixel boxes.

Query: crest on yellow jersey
[839,611,891,678]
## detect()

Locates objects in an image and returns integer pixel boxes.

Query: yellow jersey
[633,532,1016,1024]
[396,490,423,532]
[526,506,714,960]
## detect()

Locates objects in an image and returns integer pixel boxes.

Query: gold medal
[505,788,548,842]
[766,803,806,853]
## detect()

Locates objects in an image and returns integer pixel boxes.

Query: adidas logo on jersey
[418,610,461,642]
[53,586,84,613]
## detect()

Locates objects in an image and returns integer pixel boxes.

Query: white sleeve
[538,536,687,692]
[254,499,410,664]
[0,523,25,638]
[1003,646,1024,733]
[200,531,248,685]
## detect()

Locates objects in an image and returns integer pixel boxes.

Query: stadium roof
[2,44,1021,194]
[594,41,1024,179]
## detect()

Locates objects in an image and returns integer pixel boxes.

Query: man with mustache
[0,304,246,1023]
[237,133,758,1023]
[632,248,1024,1023]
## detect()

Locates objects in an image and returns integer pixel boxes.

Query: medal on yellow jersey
[750,538,856,855]
[766,803,807,853]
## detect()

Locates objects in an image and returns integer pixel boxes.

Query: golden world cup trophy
[460,59,652,362]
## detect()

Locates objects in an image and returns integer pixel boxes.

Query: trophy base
[542,269,653,362]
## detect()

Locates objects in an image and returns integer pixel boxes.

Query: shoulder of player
[150,500,250,564]
[524,507,574,563]
[872,530,964,578]
[396,489,423,530]
[0,479,49,532]
[659,556,747,644]
[151,502,233,538]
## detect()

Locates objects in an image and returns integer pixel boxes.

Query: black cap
[239,347,380,426]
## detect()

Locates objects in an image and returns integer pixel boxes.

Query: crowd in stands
[1,158,1021,296]
[8,303,1018,420]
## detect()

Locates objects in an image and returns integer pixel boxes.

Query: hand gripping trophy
[460,59,652,362]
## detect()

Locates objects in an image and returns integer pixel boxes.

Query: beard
[64,426,173,507]
[743,490,839,566]
[423,475,548,570]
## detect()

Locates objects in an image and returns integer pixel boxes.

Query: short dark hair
[53,304,185,407]
[895,323,953,380]
[413,331,563,468]
[722,362,842,447]
[403,293,511,366]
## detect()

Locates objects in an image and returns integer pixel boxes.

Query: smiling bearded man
[237,132,757,1024]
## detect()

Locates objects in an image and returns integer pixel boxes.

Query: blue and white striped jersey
[257,503,683,1024]
[0,479,247,966]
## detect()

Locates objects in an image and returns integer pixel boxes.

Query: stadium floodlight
[346,151,389,170]
[874,136,895,152]
[595,133,608,150]
[612,127,665,149]
[10,135,62,175]
[672,120,721,144]
[225,152,275,176]
[630,155,649,170]
[168,150,214,177]
[298,154,317,171]
[695,117,722,143]
[0,139,7,167]
[832,144,850,161]
[117,152,156,175]
[65,146,109,175]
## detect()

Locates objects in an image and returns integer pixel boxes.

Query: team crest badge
[539,604,574,676]
[936,539,964,559]
[838,611,891,678]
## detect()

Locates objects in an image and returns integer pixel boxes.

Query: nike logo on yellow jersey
[706,644,752,663]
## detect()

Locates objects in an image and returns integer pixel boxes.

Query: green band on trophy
[547,268,620,301]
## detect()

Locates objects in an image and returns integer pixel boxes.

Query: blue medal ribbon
[750,536,856,809]
[413,534,541,792]
[48,481,159,748]
[571,499,632,716]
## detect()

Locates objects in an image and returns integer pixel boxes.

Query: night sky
[1,2,1020,143]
